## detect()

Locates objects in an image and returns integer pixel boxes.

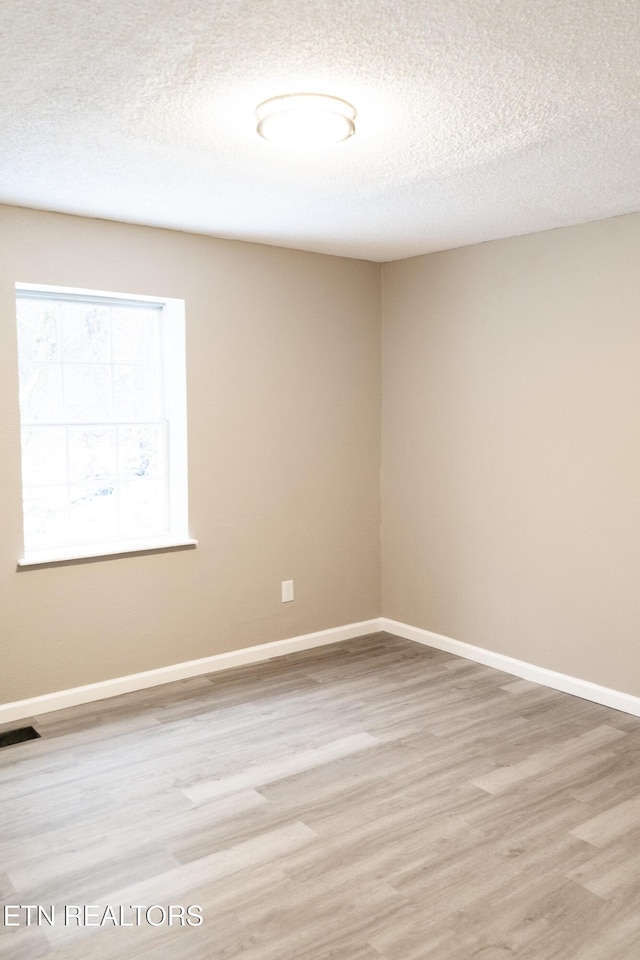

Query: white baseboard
[4,615,640,726]
[0,618,382,725]
[381,618,640,718]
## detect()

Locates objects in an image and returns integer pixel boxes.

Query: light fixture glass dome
[256,94,356,147]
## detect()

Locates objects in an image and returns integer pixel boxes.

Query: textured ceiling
[1,0,639,261]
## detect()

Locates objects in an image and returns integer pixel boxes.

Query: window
[15,283,194,565]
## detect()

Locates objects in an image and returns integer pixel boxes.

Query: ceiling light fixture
[256,94,356,147]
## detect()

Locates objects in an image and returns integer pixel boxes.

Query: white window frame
[16,282,196,566]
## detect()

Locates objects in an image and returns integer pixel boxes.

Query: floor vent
[0,726,41,748]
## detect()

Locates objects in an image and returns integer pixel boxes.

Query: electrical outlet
[281,579,294,603]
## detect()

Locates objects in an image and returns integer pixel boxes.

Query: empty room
[1,1,640,958]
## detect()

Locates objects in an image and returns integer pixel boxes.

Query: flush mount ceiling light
[256,94,356,147]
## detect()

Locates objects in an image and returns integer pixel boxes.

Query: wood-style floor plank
[2,632,640,958]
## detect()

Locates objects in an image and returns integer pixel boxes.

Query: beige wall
[5,203,640,705]
[0,205,381,702]
[382,213,640,696]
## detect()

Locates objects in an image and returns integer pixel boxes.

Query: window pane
[22,486,70,550]
[21,426,67,486]
[119,479,168,535]
[19,361,63,422]
[111,307,159,363]
[113,365,161,420]
[69,482,118,543]
[61,303,110,362]
[68,426,117,484]
[17,300,60,361]
[62,364,112,421]
[118,424,165,480]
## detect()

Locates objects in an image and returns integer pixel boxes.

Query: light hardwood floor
[2,632,640,959]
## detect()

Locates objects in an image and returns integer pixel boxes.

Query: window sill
[17,538,198,567]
